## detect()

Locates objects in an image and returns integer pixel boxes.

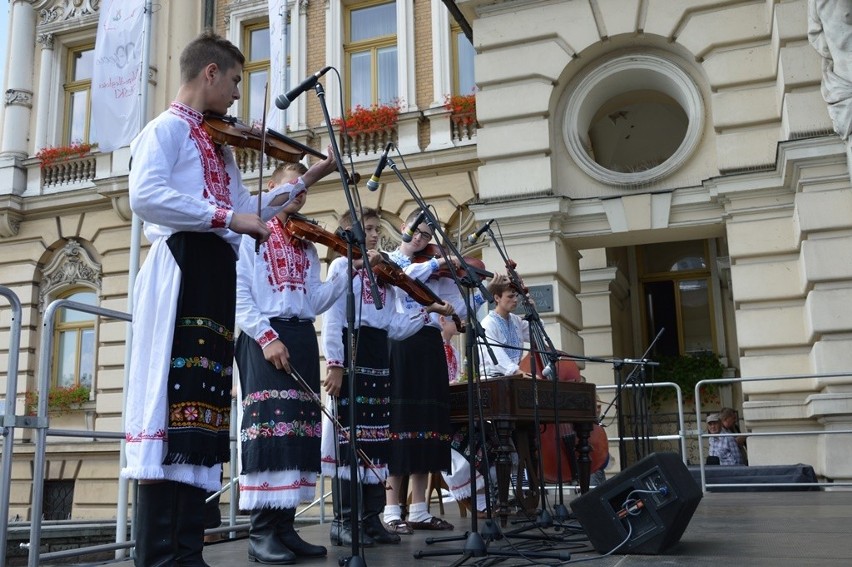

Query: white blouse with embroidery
[479,310,530,377]
[321,256,427,367]
[388,248,469,331]
[236,216,347,348]
[129,102,304,252]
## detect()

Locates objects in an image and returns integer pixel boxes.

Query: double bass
[519,353,609,484]
[506,257,608,484]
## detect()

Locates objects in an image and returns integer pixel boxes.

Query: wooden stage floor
[63,489,852,567]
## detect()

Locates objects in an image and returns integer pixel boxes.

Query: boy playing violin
[321,208,454,546]
[233,157,341,564]
[123,31,319,567]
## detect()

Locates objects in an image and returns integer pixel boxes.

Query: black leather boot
[330,479,375,547]
[276,507,327,557]
[134,481,177,567]
[248,509,296,564]
[362,483,400,544]
[174,483,211,566]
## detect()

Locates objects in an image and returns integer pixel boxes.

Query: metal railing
[694,372,852,493]
[1,296,331,567]
[25,299,134,567]
[6,296,850,562]
[596,381,688,462]
[0,286,23,565]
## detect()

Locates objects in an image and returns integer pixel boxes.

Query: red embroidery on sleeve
[258,329,278,348]
[212,207,229,228]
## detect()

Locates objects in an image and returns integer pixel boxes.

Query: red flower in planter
[333,102,401,136]
[443,93,477,127]
[36,142,93,169]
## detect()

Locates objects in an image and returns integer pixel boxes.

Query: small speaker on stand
[570,452,702,554]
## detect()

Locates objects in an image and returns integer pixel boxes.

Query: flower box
[443,94,477,127]
[36,142,94,169]
[25,385,92,416]
[332,102,401,137]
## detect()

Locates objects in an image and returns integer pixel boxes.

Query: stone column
[34,32,54,153]
[1,0,37,158]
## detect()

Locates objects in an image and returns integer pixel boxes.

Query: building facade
[0,0,849,522]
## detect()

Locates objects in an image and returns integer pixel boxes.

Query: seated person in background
[721,406,748,465]
[707,412,745,465]
[478,274,530,378]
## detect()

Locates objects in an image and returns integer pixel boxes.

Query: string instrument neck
[284,215,443,309]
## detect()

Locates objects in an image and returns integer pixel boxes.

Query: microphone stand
[379,158,570,564]
[598,328,662,469]
[483,226,578,538]
[312,80,384,567]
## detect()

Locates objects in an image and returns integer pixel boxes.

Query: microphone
[466,219,495,244]
[366,142,394,191]
[275,66,332,110]
[401,210,427,243]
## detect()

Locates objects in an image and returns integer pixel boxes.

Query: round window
[563,54,704,186]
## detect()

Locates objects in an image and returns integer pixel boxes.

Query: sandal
[407,516,455,531]
[459,498,489,520]
[386,519,414,535]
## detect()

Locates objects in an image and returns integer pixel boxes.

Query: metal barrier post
[28,299,131,567]
[0,286,23,567]
[596,381,687,463]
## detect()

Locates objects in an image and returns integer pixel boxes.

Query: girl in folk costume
[123,32,323,567]
[321,208,454,547]
[383,209,467,533]
[234,160,338,564]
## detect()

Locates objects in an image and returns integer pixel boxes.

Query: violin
[412,243,493,281]
[284,214,444,309]
[203,114,361,184]
[203,113,305,163]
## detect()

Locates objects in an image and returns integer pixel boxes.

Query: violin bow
[285,366,390,489]
[255,81,270,254]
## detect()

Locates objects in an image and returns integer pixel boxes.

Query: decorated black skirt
[388,326,452,475]
[163,231,235,467]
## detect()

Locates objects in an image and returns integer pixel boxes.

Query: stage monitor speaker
[570,452,702,555]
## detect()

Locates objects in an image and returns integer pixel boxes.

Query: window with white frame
[451,24,475,95]
[345,1,398,109]
[53,289,97,389]
[63,44,97,145]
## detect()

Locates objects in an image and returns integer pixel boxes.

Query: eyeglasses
[411,229,433,241]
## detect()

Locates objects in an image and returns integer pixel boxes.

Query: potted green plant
[651,352,724,406]
[35,142,93,169]
[25,384,92,416]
